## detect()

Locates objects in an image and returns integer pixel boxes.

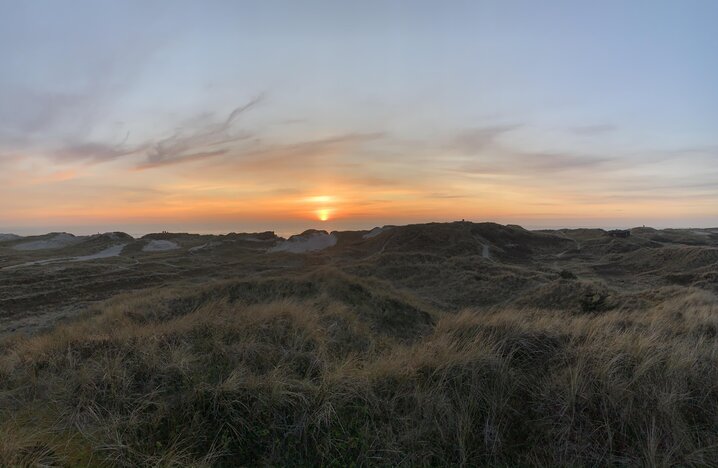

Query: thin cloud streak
[570,124,617,135]
[142,95,263,169]
[34,96,264,169]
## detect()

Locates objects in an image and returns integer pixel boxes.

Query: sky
[1,0,717,236]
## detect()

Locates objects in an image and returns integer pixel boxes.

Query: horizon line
[3,220,717,239]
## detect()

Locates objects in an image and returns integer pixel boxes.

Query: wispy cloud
[445,124,614,175]
[139,96,263,169]
[54,140,145,163]
[234,132,385,170]
[570,124,616,135]
[0,39,155,147]
[39,96,264,169]
[447,125,521,154]
[459,151,612,176]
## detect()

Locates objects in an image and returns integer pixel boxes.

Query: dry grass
[1,282,718,466]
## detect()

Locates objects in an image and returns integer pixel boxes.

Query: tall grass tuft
[1,286,717,465]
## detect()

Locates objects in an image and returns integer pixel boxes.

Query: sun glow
[306,195,334,204]
[317,209,330,221]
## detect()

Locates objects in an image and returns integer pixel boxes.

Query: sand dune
[363,226,391,239]
[0,233,21,243]
[143,240,180,252]
[71,244,127,261]
[12,233,83,251]
[189,241,223,252]
[2,244,127,270]
[3,222,718,466]
[269,230,337,253]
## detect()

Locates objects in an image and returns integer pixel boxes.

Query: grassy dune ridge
[2,279,718,466]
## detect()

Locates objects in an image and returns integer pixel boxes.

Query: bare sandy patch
[143,240,180,252]
[270,232,337,253]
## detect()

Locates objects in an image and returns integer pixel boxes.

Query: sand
[2,244,127,270]
[189,241,222,253]
[13,233,83,251]
[72,244,127,261]
[143,240,181,252]
[363,227,390,239]
[482,244,490,259]
[270,232,337,253]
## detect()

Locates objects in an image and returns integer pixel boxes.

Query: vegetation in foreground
[2,277,718,466]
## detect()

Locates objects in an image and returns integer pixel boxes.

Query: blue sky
[0,1,716,235]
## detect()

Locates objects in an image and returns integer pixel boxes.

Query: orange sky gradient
[2,140,716,236]
[1,2,717,235]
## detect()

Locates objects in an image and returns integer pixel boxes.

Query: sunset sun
[317,209,331,221]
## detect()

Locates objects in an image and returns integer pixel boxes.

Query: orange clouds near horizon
[1,125,716,234]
